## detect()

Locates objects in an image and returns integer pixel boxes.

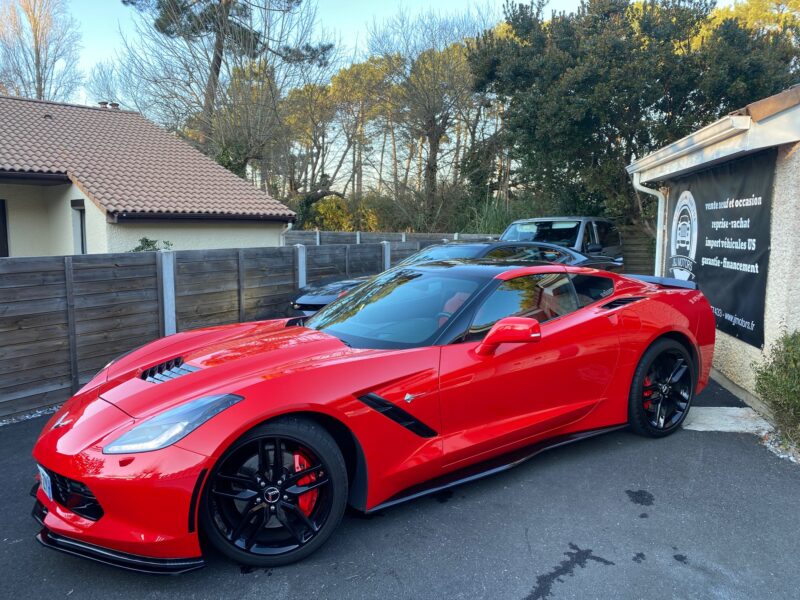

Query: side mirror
[586,243,603,254]
[475,317,542,356]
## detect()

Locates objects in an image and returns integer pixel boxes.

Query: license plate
[37,465,52,501]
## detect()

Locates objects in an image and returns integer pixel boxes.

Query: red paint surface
[33,267,715,561]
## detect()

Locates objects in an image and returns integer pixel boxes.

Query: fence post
[381,241,391,270]
[294,244,307,289]
[401,232,406,242]
[356,231,361,244]
[237,249,246,323]
[454,232,459,241]
[345,244,351,277]
[158,250,177,335]
[315,229,321,246]
[63,256,79,393]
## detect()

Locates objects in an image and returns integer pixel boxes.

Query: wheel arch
[648,330,700,384]
[282,411,368,512]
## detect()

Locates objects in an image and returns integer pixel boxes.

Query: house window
[71,199,86,254]
[0,199,8,257]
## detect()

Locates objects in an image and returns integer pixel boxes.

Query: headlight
[103,394,243,454]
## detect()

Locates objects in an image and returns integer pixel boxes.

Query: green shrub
[129,237,173,252]
[754,330,800,444]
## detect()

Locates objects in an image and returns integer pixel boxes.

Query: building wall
[0,182,88,257]
[105,220,287,252]
[710,142,800,394]
[0,181,287,256]
[84,195,109,254]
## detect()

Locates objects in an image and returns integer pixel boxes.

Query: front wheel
[200,417,348,567]
[628,338,695,438]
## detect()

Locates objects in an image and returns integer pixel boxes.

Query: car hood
[295,277,370,304]
[93,320,366,419]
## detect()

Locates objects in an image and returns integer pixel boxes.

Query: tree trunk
[355,116,363,199]
[452,121,461,185]
[377,128,387,194]
[389,122,399,197]
[424,129,441,220]
[200,0,231,145]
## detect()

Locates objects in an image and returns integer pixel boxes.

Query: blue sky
[69,0,590,74]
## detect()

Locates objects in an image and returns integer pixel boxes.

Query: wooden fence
[0,242,434,417]
[283,230,496,247]
[618,225,655,275]
[0,229,654,418]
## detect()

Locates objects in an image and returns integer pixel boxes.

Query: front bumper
[32,438,210,569]
[33,499,203,574]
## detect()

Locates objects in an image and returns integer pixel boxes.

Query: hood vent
[141,357,200,384]
[601,297,644,310]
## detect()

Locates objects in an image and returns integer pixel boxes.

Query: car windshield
[501,221,581,246]
[398,244,483,266]
[306,266,484,349]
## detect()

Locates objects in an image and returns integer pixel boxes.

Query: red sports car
[31,260,715,573]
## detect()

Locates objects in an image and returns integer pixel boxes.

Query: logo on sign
[668,191,698,281]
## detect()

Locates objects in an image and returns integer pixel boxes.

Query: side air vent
[141,357,200,384]
[601,297,644,310]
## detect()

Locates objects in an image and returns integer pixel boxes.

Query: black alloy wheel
[629,338,695,437]
[201,418,348,567]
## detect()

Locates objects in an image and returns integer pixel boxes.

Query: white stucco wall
[711,142,800,394]
[0,182,89,257]
[105,220,287,252]
[1,181,287,256]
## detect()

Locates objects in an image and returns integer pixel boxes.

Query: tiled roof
[0,96,294,221]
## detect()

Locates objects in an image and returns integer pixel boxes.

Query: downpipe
[632,172,666,276]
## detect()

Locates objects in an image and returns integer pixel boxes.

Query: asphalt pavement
[1,380,798,600]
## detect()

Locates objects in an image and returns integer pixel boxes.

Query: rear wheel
[200,417,348,567]
[628,339,694,438]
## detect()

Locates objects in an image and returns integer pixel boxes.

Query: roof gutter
[109,212,295,224]
[631,172,666,276]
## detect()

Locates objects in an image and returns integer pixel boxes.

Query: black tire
[628,338,695,438]
[200,417,348,567]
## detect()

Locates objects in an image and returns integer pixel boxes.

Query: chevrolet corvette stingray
[31,260,715,573]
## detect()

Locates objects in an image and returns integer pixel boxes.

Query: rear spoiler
[627,274,697,290]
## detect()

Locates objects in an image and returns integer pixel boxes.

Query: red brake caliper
[293,451,318,517]
[643,375,653,410]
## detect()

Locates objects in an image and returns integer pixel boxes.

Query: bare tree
[121,1,332,149]
[369,10,483,227]
[85,60,124,105]
[0,0,82,101]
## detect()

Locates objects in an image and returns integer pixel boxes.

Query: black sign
[666,149,776,348]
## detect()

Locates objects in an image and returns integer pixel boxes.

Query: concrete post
[401,232,407,242]
[315,230,321,246]
[356,231,361,244]
[294,244,307,289]
[158,250,177,335]
[381,241,391,270]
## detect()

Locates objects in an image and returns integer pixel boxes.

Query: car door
[438,270,621,468]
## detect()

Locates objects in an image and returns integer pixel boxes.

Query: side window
[570,274,614,307]
[468,273,578,340]
[595,222,619,248]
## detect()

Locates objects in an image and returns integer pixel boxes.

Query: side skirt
[366,424,627,513]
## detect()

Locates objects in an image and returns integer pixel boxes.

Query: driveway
[1,381,798,599]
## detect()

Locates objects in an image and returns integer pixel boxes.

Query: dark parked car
[500,217,623,259]
[288,241,623,316]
